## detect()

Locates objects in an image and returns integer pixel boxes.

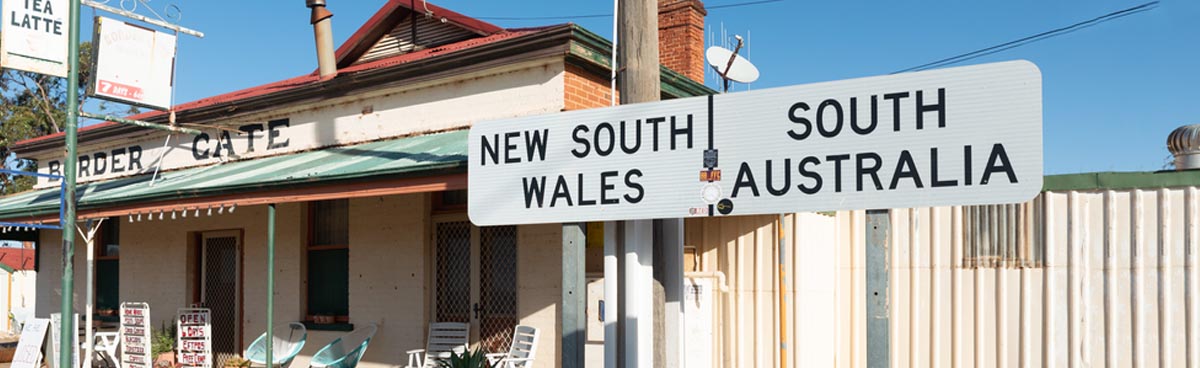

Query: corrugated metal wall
[688,187,1200,367]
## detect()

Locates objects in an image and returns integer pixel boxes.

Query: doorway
[433,218,519,354]
[199,230,242,366]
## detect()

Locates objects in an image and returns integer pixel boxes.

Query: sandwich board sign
[0,0,70,77]
[121,302,153,368]
[89,16,177,110]
[12,318,49,368]
[48,313,79,368]
[176,308,213,368]
[468,60,1042,225]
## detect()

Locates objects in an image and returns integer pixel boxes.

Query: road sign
[0,0,70,77]
[89,16,177,110]
[468,60,1042,226]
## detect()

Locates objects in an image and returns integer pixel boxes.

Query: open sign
[178,313,208,325]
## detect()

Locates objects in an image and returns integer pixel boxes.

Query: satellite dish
[706,39,759,85]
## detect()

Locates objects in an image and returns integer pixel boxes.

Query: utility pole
[60,1,82,368]
[616,1,668,367]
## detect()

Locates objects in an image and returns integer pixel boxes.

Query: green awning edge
[0,262,13,273]
[1043,170,1200,192]
[566,24,716,99]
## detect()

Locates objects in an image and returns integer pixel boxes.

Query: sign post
[468,60,1043,225]
[120,302,153,368]
[48,313,80,368]
[176,308,213,368]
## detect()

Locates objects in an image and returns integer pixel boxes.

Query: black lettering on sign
[503,132,520,164]
[48,160,61,180]
[129,146,143,170]
[817,99,843,138]
[883,92,909,132]
[268,119,290,149]
[93,151,108,175]
[670,115,693,150]
[523,177,546,208]
[797,156,822,195]
[731,162,759,198]
[576,173,597,206]
[571,125,591,158]
[889,150,923,189]
[111,148,126,173]
[239,124,264,153]
[916,88,946,129]
[856,152,883,192]
[551,175,572,207]
[825,154,850,193]
[599,170,619,205]
[930,147,958,188]
[981,143,1017,185]
[78,155,90,177]
[623,169,644,204]
[787,102,811,141]
[193,133,211,160]
[765,159,790,196]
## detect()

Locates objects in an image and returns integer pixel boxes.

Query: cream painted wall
[35,194,571,368]
[517,223,562,368]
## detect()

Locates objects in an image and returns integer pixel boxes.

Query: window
[96,219,120,316]
[962,202,1042,268]
[307,199,350,322]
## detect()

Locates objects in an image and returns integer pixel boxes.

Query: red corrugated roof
[12,0,524,148]
[0,247,35,271]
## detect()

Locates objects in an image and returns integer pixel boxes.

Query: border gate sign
[468,61,1042,226]
[0,0,70,77]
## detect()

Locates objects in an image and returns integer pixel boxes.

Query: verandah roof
[0,130,469,222]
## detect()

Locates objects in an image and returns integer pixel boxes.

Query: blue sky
[60,0,1200,174]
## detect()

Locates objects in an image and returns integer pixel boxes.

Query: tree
[0,41,139,194]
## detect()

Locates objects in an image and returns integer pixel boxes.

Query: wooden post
[616,0,661,367]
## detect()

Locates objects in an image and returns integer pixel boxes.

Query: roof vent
[1168,124,1200,171]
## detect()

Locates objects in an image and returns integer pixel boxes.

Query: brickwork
[564,63,617,111]
[658,0,707,84]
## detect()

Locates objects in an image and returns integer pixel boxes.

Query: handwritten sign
[176,308,212,368]
[121,303,152,368]
[12,318,48,368]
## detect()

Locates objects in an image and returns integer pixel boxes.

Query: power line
[475,0,783,21]
[894,1,1159,74]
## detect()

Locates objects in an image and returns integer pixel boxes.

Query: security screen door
[201,230,242,366]
[434,218,518,354]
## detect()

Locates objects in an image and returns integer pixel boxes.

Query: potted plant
[152,323,178,368]
[438,348,492,368]
[223,356,252,368]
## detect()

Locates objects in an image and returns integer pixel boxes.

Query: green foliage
[437,347,492,368]
[0,40,139,194]
[151,321,177,357]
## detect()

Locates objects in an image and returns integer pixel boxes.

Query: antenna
[706,34,759,93]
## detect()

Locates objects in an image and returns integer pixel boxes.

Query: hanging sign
[176,308,212,368]
[48,313,79,368]
[468,60,1043,225]
[120,302,153,368]
[12,318,49,368]
[0,0,70,77]
[89,16,177,110]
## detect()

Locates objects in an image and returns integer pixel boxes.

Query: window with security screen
[307,199,350,320]
[962,202,1043,268]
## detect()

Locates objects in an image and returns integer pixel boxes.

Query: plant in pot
[152,323,178,368]
[437,348,492,368]
[222,356,252,368]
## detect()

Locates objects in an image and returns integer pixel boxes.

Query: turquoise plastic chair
[309,324,378,368]
[245,322,308,368]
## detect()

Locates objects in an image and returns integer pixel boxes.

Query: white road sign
[468,60,1042,226]
[1,0,70,77]
[90,16,177,110]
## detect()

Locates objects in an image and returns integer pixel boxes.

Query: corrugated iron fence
[687,187,1200,367]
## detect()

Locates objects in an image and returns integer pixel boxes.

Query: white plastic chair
[91,332,122,368]
[485,325,539,368]
[404,322,468,368]
[245,322,307,368]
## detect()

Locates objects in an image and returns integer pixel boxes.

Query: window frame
[304,199,351,323]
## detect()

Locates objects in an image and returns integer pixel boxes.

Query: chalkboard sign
[12,318,48,368]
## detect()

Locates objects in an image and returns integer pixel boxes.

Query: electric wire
[894,1,1159,74]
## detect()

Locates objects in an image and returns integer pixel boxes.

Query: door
[433,218,518,354]
[200,230,242,366]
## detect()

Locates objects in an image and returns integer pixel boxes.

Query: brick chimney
[658,0,707,84]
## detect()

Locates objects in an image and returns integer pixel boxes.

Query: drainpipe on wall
[307,0,337,79]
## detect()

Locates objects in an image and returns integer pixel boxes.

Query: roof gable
[334,0,503,68]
